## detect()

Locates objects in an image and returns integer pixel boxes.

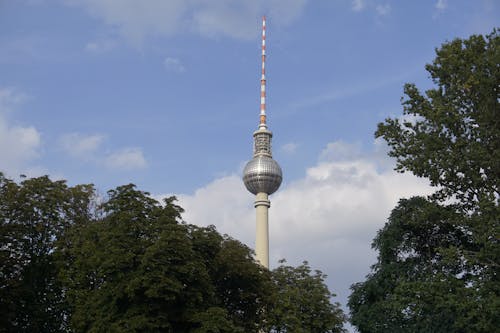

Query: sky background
[1,0,498,331]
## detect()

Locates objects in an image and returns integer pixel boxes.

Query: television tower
[243,16,282,269]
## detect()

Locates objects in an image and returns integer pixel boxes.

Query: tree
[349,29,499,332]
[0,172,94,332]
[267,260,346,333]
[1,173,345,332]
[60,184,272,332]
[209,236,273,332]
[374,30,499,209]
[349,197,481,332]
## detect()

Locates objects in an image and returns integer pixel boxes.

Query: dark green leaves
[352,29,499,333]
[349,197,497,333]
[0,172,95,332]
[268,260,346,333]
[376,30,499,209]
[1,175,347,332]
[60,184,272,332]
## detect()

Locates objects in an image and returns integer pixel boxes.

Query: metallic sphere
[243,155,282,195]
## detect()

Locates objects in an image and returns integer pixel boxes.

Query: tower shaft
[255,192,270,268]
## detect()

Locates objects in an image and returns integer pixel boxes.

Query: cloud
[60,132,147,171]
[104,148,147,170]
[0,88,29,108]
[435,0,447,10]
[66,0,308,42]
[281,142,298,154]
[376,3,391,16]
[349,0,392,18]
[176,175,253,236]
[60,133,105,159]
[0,121,41,173]
[351,0,366,12]
[163,57,185,73]
[0,88,41,177]
[319,140,362,161]
[172,140,433,313]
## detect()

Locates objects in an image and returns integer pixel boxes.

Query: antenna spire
[259,15,267,129]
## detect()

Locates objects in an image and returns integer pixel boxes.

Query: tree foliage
[348,197,491,332]
[0,172,94,332]
[267,260,346,333]
[375,29,499,208]
[60,184,272,332]
[1,174,345,332]
[349,29,499,332]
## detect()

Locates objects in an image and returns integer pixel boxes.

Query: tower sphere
[243,155,282,195]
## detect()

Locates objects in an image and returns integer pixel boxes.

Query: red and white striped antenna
[259,15,267,128]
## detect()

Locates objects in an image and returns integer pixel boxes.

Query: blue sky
[1,0,498,330]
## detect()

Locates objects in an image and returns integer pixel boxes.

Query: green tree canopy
[349,29,499,332]
[1,173,346,332]
[60,184,273,333]
[0,172,95,332]
[375,30,499,208]
[267,260,346,333]
[348,197,487,332]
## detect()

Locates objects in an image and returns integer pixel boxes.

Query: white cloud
[66,0,308,42]
[104,147,147,170]
[376,3,391,16]
[319,140,362,161]
[0,88,42,177]
[351,0,365,12]
[350,0,392,18]
[281,142,298,154]
[435,0,447,10]
[173,140,434,312]
[177,175,253,241]
[59,132,148,171]
[0,121,41,172]
[163,57,185,73]
[0,88,29,108]
[66,0,185,43]
[60,133,105,159]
